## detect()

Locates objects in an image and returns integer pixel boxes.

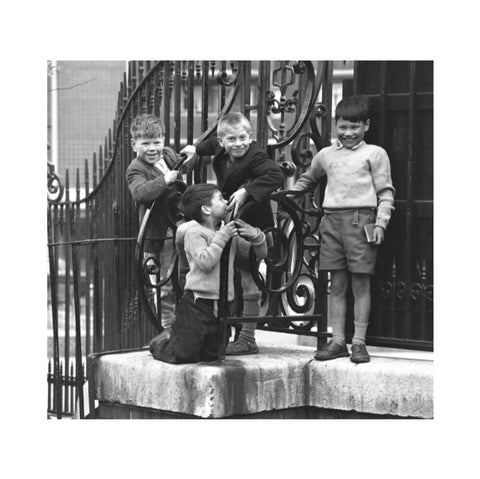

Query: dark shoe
[225,338,259,355]
[350,343,370,363]
[314,341,349,361]
[148,328,171,354]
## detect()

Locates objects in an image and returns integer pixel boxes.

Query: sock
[352,321,368,345]
[331,317,346,346]
[238,296,259,343]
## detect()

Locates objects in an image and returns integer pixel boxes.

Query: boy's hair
[217,112,252,137]
[130,114,165,139]
[180,183,220,222]
[335,96,370,123]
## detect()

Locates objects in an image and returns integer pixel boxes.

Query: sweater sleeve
[125,162,170,204]
[185,228,231,272]
[290,150,326,192]
[236,229,267,261]
[369,148,396,229]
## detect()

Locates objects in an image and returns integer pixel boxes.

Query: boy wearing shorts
[290,96,395,363]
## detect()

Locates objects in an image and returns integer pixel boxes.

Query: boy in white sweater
[149,183,267,363]
[290,96,395,363]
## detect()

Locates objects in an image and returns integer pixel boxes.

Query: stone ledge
[308,356,433,418]
[91,342,433,419]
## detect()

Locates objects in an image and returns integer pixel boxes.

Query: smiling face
[218,125,252,159]
[335,118,370,149]
[131,136,165,165]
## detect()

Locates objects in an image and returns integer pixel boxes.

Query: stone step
[90,342,433,419]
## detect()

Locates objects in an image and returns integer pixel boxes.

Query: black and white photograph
[4,1,479,477]
[46,60,433,421]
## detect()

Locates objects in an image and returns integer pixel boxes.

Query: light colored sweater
[291,141,395,229]
[183,223,267,301]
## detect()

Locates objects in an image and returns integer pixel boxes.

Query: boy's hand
[227,187,248,217]
[373,226,384,245]
[164,170,179,185]
[234,218,259,240]
[219,220,238,240]
[179,145,197,164]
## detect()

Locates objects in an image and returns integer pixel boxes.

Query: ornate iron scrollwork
[47,161,64,203]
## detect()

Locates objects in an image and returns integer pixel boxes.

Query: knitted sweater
[291,141,395,229]
[183,223,267,300]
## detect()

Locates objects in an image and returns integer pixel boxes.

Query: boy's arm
[290,150,326,192]
[235,220,267,260]
[185,228,231,273]
[125,163,171,203]
[190,136,220,157]
[242,152,284,202]
[370,148,395,230]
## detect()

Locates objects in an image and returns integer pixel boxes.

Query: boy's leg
[350,273,371,345]
[330,269,349,345]
[349,273,371,363]
[315,269,350,360]
[165,292,207,363]
[225,266,259,355]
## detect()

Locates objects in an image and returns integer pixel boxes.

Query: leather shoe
[350,343,370,363]
[314,341,349,361]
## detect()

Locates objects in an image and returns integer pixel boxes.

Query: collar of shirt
[335,139,365,150]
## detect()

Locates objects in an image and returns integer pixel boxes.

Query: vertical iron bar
[199,61,209,183]
[163,61,171,145]
[419,259,426,340]
[186,61,195,186]
[69,194,85,418]
[257,61,271,152]
[92,200,102,352]
[48,205,62,419]
[219,60,227,112]
[404,61,416,339]
[63,172,71,414]
[84,161,91,356]
[174,60,182,151]
[241,61,251,121]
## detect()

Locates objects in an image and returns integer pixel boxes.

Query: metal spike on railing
[93,153,98,188]
[76,168,80,202]
[65,169,70,202]
[84,159,89,196]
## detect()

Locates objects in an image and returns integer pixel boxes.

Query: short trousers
[319,208,378,275]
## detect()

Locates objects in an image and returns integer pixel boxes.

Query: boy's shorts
[319,209,378,275]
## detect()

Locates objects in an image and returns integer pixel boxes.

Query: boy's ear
[217,136,224,148]
[130,138,136,151]
[201,205,211,216]
[364,119,371,131]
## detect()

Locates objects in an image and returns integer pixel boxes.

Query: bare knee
[351,273,371,298]
[330,270,349,297]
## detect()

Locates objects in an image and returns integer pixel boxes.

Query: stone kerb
[308,356,433,418]
[91,343,433,419]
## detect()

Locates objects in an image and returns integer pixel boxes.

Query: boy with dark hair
[149,183,267,364]
[290,96,395,363]
[180,112,284,355]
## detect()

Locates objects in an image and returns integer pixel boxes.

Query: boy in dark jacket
[181,112,284,355]
[126,114,191,330]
